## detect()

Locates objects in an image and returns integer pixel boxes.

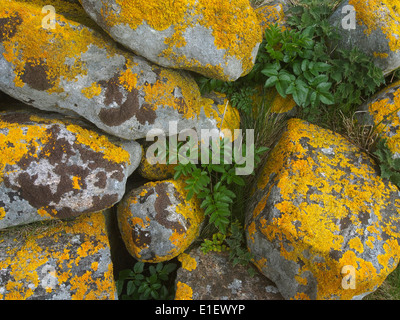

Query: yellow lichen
[367,81,400,155]
[252,118,400,299]
[81,83,102,99]
[178,253,197,271]
[119,180,204,263]
[1,0,202,121]
[0,207,6,220]
[100,0,261,79]
[66,124,131,165]
[72,176,82,190]
[0,212,116,300]
[175,281,193,300]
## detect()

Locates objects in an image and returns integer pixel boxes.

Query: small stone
[117,179,204,263]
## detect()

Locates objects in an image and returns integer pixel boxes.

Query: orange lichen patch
[0,207,6,220]
[247,221,257,243]
[37,208,53,218]
[348,0,400,52]
[0,212,116,300]
[253,257,267,271]
[367,81,400,155]
[178,253,197,271]
[373,52,389,59]
[66,124,130,165]
[160,180,203,262]
[81,83,102,99]
[175,281,193,300]
[72,176,82,190]
[101,0,261,79]
[348,237,364,254]
[252,118,400,299]
[0,117,49,184]
[119,67,138,92]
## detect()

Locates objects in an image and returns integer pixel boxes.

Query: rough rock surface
[79,0,262,81]
[137,144,176,181]
[358,80,400,158]
[329,0,400,76]
[0,0,212,140]
[246,118,400,300]
[0,110,141,230]
[174,247,283,300]
[117,179,204,263]
[0,212,117,300]
[255,0,290,33]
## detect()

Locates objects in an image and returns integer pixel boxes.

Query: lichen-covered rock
[246,118,400,300]
[0,212,117,300]
[137,92,240,180]
[174,247,283,300]
[0,110,141,230]
[329,0,400,75]
[199,92,241,139]
[255,0,290,33]
[79,0,262,81]
[358,80,400,157]
[117,179,204,263]
[138,145,176,181]
[0,0,212,140]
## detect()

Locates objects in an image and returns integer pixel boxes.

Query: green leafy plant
[225,221,257,276]
[117,261,177,300]
[261,24,334,111]
[373,138,400,187]
[200,232,229,254]
[174,138,268,235]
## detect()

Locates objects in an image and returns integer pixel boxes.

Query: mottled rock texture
[79,0,262,81]
[358,80,400,158]
[0,0,212,140]
[0,212,117,300]
[117,179,204,263]
[246,118,400,300]
[174,247,283,300]
[0,110,140,230]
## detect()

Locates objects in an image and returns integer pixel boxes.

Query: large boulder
[0,0,213,140]
[117,179,204,263]
[174,247,283,300]
[79,0,262,81]
[246,118,400,300]
[0,109,141,230]
[0,212,117,300]
[329,0,400,76]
